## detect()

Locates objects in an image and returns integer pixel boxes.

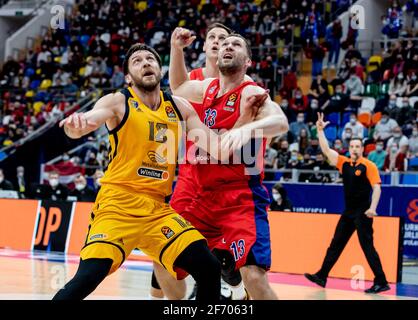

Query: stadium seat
[371,112,382,126]
[79,67,86,76]
[24,68,35,77]
[324,125,338,142]
[341,112,351,127]
[367,55,382,73]
[33,101,44,114]
[357,112,372,127]
[328,84,334,96]
[326,113,339,126]
[30,79,41,89]
[25,90,35,98]
[40,79,52,89]
[359,97,376,113]
[54,56,62,63]
[379,82,390,97]
[80,35,90,47]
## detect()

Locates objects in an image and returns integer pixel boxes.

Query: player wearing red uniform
[153,28,288,300]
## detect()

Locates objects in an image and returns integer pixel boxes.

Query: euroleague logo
[407,199,418,223]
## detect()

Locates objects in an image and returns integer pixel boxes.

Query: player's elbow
[267,115,289,138]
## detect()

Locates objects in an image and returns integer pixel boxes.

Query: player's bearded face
[217,37,249,75]
[128,51,162,91]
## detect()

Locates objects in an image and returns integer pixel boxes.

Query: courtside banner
[33,200,75,252]
[265,183,418,258]
[0,199,39,251]
[268,212,402,283]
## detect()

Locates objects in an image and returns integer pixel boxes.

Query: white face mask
[413,131,418,137]
[75,183,85,191]
[273,193,281,202]
[49,179,59,188]
[350,118,356,124]
[376,145,383,151]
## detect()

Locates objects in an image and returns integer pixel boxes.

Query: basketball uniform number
[230,239,245,262]
[149,121,167,143]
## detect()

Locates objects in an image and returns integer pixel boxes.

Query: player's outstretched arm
[59,92,123,139]
[316,112,339,166]
[173,96,230,161]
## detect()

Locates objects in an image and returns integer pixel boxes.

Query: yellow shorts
[80,185,205,278]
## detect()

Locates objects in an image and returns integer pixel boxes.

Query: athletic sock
[230,282,247,300]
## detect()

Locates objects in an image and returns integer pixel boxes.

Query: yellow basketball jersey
[100,87,183,201]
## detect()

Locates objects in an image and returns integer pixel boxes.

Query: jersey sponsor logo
[137,167,169,180]
[226,93,237,107]
[147,151,167,164]
[204,108,217,127]
[208,85,217,94]
[128,98,141,111]
[161,226,175,239]
[165,105,177,118]
[90,233,108,241]
[223,106,235,112]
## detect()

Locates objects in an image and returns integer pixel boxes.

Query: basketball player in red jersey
[149,23,258,300]
[153,28,288,300]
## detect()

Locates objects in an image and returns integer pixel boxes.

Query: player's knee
[241,266,268,288]
[212,249,241,286]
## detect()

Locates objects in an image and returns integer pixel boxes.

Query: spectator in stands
[385,94,402,124]
[336,59,350,83]
[0,168,14,191]
[285,150,303,172]
[310,39,326,77]
[326,18,343,69]
[14,166,27,198]
[306,98,320,125]
[274,140,291,169]
[342,127,353,149]
[110,65,125,88]
[406,72,418,97]
[85,152,100,176]
[270,182,293,212]
[388,72,407,96]
[289,87,309,118]
[298,128,310,155]
[386,126,409,153]
[344,69,363,111]
[368,140,387,170]
[408,126,418,158]
[92,169,104,192]
[373,111,399,143]
[307,153,333,183]
[289,113,310,140]
[305,137,321,156]
[69,174,96,202]
[343,43,362,62]
[321,84,349,114]
[383,142,407,172]
[333,138,348,156]
[308,74,329,106]
[342,113,364,140]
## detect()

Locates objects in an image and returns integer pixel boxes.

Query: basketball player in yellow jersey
[52,44,267,301]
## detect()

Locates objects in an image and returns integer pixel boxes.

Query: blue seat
[326,113,339,126]
[401,174,418,185]
[79,35,90,47]
[30,79,41,89]
[25,68,35,77]
[325,125,338,142]
[341,112,351,127]
[408,157,418,170]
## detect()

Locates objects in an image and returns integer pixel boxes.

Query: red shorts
[181,182,272,271]
[170,164,199,215]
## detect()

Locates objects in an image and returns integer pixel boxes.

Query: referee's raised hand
[316,112,330,131]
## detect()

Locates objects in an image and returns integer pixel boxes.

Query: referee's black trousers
[317,213,388,285]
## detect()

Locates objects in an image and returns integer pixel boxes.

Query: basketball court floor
[1,248,418,300]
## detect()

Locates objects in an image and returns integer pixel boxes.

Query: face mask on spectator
[413,130,418,137]
[75,183,86,191]
[297,116,304,123]
[350,118,356,124]
[17,172,24,178]
[389,99,396,107]
[403,102,409,108]
[335,88,342,94]
[49,178,59,187]
[376,145,383,152]
[291,154,298,161]
[311,102,318,109]
[381,117,389,124]
[273,193,281,202]
[412,75,417,81]
[393,132,402,138]
[281,101,288,108]
[334,143,342,150]
[295,93,302,99]
[398,74,404,80]
[345,133,352,139]
[391,146,398,153]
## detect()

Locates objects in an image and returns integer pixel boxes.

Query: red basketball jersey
[195,78,267,187]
